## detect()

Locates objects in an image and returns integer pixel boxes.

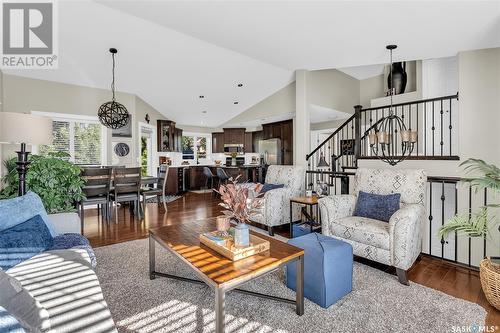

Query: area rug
[145,195,182,204]
[95,239,486,333]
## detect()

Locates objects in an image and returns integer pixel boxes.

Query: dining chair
[78,167,112,232]
[110,167,142,221]
[141,164,169,212]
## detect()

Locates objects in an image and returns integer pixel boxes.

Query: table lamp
[0,112,52,196]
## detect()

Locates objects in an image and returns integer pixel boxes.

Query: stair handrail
[360,93,458,112]
[306,114,355,160]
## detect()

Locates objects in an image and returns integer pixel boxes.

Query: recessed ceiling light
[237,83,243,87]
[234,101,239,105]
[199,95,204,99]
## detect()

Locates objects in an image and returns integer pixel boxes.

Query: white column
[294,69,310,166]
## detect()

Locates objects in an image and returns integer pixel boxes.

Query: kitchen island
[163,164,263,193]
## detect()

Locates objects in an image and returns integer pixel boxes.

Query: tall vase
[231,157,237,166]
[234,222,250,247]
[387,61,407,95]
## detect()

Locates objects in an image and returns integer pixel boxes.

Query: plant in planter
[0,152,85,214]
[438,158,500,310]
[216,176,263,247]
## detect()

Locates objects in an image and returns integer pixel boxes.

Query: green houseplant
[0,152,85,213]
[439,158,499,239]
[438,158,500,310]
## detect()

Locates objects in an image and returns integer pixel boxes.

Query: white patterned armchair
[318,168,427,285]
[249,165,305,236]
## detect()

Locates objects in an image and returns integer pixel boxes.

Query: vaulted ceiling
[4,1,499,127]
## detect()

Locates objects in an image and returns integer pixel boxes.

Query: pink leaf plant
[215,175,264,224]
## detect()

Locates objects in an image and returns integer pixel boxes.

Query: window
[37,114,104,165]
[182,134,209,160]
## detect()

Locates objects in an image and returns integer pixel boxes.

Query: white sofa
[2,213,116,333]
[249,165,305,235]
[318,168,427,285]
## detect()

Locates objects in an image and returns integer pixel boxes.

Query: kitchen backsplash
[158,152,260,166]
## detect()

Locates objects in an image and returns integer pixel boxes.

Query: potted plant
[217,176,263,247]
[0,152,85,213]
[439,158,500,310]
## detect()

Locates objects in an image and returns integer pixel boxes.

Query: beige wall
[360,74,384,108]
[223,82,295,126]
[0,74,166,173]
[308,69,360,114]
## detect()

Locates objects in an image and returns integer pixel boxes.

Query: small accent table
[289,196,321,238]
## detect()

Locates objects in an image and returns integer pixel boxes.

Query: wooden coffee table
[148,218,305,333]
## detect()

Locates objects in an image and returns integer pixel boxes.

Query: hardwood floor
[83,192,500,327]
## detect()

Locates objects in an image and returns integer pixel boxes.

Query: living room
[0,1,499,332]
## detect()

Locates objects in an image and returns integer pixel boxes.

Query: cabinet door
[282,120,293,164]
[165,168,178,194]
[212,133,218,153]
[244,132,253,153]
[263,125,273,139]
[252,131,263,153]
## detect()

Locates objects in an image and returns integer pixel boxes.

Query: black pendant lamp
[98,48,129,129]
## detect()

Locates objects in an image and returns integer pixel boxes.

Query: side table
[289,196,321,238]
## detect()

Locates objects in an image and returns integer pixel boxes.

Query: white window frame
[182,132,211,160]
[31,111,108,165]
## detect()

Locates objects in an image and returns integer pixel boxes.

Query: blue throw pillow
[0,192,57,237]
[0,215,54,270]
[354,191,401,222]
[261,183,285,193]
[49,234,96,268]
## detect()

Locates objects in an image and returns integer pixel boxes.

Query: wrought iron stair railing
[306,93,460,178]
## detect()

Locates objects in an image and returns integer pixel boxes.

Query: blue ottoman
[292,223,313,238]
[286,233,353,308]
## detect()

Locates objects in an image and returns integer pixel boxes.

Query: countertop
[168,164,261,169]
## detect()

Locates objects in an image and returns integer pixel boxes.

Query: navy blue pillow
[261,183,285,193]
[354,191,401,222]
[49,233,97,268]
[0,215,54,270]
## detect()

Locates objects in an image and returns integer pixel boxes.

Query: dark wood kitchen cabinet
[157,120,179,152]
[174,127,183,152]
[261,119,293,164]
[252,131,263,153]
[223,128,245,145]
[212,132,224,153]
[244,132,253,153]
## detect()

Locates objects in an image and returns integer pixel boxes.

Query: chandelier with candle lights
[368,45,417,166]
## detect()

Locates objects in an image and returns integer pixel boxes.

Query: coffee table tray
[199,232,270,261]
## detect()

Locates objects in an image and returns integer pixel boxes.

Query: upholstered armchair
[318,168,427,285]
[249,165,305,236]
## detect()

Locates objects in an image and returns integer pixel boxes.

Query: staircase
[306,93,459,193]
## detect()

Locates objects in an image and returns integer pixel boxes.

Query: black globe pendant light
[98,48,129,129]
[368,45,417,166]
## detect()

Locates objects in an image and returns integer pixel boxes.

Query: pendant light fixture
[98,48,129,129]
[368,45,417,166]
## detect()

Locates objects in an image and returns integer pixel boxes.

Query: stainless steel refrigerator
[258,138,282,165]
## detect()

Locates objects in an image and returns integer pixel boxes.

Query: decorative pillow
[0,215,54,270]
[261,183,285,193]
[0,270,50,332]
[354,191,401,222]
[49,234,97,268]
[0,192,57,237]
